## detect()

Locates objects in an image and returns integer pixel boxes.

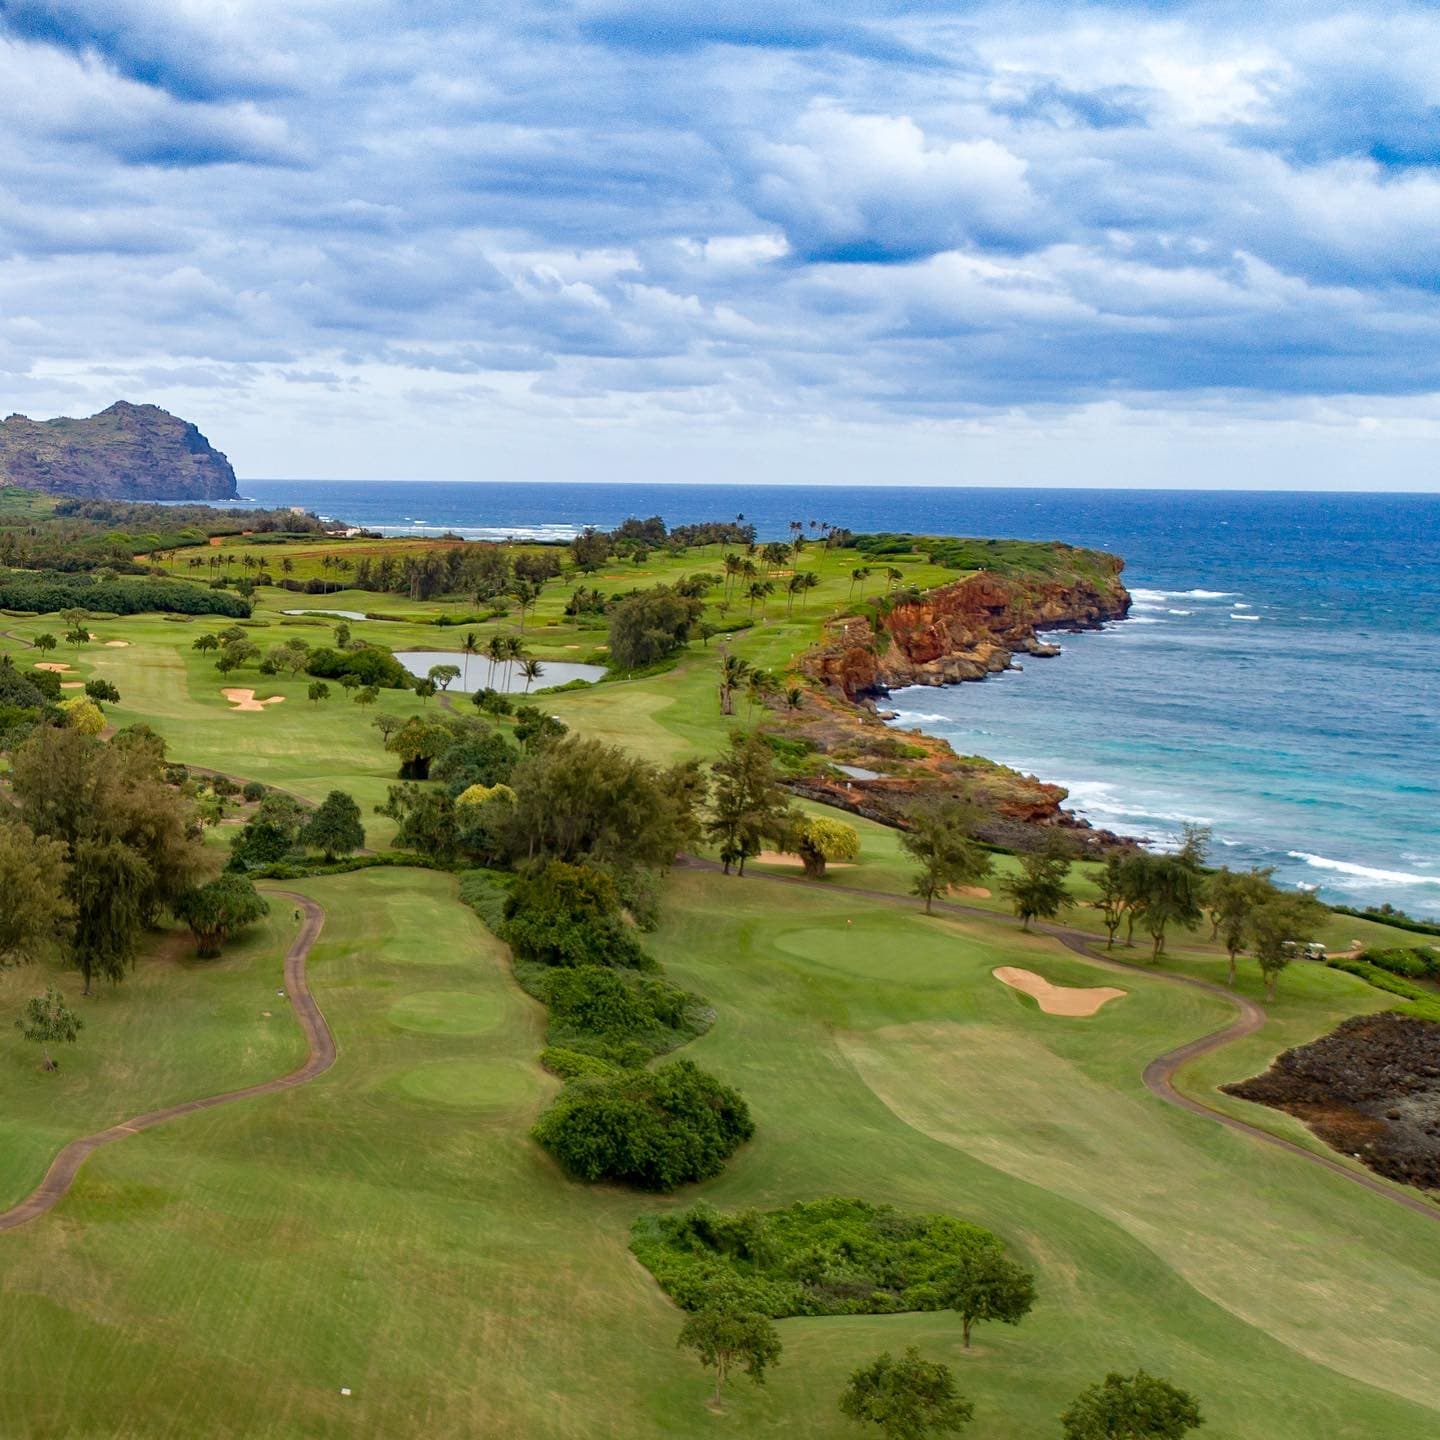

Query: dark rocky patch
[1225,1013,1440,1192]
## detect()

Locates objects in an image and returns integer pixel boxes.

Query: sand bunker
[950,885,992,898]
[993,967,1126,1017]
[104,640,130,648]
[34,662,71,672]
[60,681,84,690]
[753,850,856,870]
[221,688,286,712]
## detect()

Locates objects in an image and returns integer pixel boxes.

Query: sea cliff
[803,551,1130,700]
[0,402,238,501]
[772,539,1133,849]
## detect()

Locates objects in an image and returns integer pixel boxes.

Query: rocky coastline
[777,550,1134,850]
[802,559,1131,700]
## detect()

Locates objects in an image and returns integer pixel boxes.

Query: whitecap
[1178,589,1238,600]
[1230,614,1260,622]
[1287,852,1440,888]
[1167,609,1192,616]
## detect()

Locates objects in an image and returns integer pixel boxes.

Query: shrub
[58,696,105,734]
[503,861,651,970]
[242,781,266,803]
[1359,946,1438,980]
[533,1059,754,1191]
[541,965,704,1062]
[540,1046,623,1080]
[306,644,410,689]
[631,1197,1007,1317]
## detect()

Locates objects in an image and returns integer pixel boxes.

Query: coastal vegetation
[0,494,1436,1437]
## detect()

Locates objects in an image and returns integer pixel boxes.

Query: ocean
[235,480,1440,919]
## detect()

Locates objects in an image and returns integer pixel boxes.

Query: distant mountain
[0,402,238,500]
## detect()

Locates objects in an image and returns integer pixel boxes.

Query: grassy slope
[0,868,1436,1439]
[3,537,1439,1436]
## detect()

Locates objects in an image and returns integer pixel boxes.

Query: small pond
[395,650,606,694]
[281,608,369,622]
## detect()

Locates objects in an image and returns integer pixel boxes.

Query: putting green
[387,990,503,1036]
[394,1059,539,1111]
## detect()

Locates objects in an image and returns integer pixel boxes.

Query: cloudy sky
[2,1,1439,488]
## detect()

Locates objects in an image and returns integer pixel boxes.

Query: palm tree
[723,553,744,603]
[745,668,774,718]
[486,634,506,688]
[798,571,820,611]
[461,630,480,691]
[503,635,526,689]
[850,566,871,599]
[886,566,904,591]
[785,686,804,711]
[520,657,544,695]
[786,573,804,617]
[745,580,773,618]
[718,653,751,715]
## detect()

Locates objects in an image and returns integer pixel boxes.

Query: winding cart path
[0,892,333,1234]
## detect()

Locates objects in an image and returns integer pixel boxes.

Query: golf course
[2,518,1438,1439]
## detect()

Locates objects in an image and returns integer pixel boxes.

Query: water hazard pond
[395,650,606,694]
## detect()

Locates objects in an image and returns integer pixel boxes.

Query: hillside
[0,402,238,501]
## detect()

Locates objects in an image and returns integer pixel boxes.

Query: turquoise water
[236,481,1440,917]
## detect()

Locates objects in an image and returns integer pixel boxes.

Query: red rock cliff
[804,555,1130,699]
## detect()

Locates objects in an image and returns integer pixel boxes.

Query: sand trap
[34,662,71,672]
[753,850,856,870]
[221,688,286,712]
[60,681,84,690]
[104,640,130,648]
[993,967,1126,1017]
[950,885,992,898]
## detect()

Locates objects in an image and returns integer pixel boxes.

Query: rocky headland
[772,541,1133,850]
[0,402,238,501]
[802,552,1130,700]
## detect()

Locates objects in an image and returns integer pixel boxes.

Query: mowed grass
[0,868,1436,1438]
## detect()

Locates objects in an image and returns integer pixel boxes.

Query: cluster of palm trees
[717,653,806,717]
[459,630,544,694]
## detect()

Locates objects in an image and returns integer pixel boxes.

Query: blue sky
[2,1,1439,488]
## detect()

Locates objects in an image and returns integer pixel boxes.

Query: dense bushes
[1358,946,1439,980]
[0,571,251,617]
[532,1059,753,1191]
[306,644,410,689]
[631,1197,1008,1317]
[503,861,651,970]
[542,965,706,1066]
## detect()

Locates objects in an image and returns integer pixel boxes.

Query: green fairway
[1,867,1436,1438]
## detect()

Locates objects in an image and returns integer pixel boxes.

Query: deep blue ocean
[235,481,1440,918]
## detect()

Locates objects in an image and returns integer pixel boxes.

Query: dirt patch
[221,688,286,712]
[34,662,71,672]
[1224,1013,1440,1192]
[104,640,130,648]
[993,966,1126,1017]
[752,850,856,870]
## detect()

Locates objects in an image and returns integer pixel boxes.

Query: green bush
[1358,946,1439,979]
[541,965,707,1063]
[631,1197,1007,1317]
[306,644,410,689]
[0,571,250,617]
[533,1058,753,1191]
[540,1046,622,1080]
[457,868,512,934]
[503,861,651,970]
